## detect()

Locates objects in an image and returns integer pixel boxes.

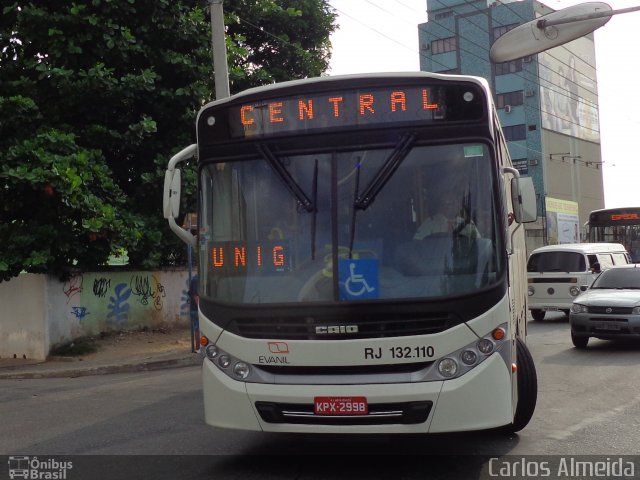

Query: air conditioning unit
[524,89,535,97]
[504,105,512,113]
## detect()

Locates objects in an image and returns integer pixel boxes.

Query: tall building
[419,0,605,251]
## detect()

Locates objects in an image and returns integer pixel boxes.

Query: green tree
[0,0,336,281]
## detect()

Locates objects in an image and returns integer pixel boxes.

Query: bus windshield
[587,208,640,262]
[199,142,502,304]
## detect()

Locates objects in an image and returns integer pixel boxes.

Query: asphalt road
[2,312,640,479]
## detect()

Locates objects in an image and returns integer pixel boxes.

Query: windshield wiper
[257,144,315,213]
[348,156,362,259]
[311,159,318,260]
[354,133,416,210]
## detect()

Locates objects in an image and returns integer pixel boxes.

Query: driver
[413,184,480,240]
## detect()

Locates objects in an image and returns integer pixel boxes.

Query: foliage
[0,0,336,281]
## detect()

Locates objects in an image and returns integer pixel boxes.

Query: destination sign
[210,240,292,275]
[219,83,484,138]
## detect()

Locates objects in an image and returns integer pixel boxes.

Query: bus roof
[530,243,628,255]
[590,207,640,214]
[198,71,491,111]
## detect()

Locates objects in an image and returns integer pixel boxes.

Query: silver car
[570,264,640,348]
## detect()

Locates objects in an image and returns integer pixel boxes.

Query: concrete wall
[0,274,48,360]
[0,269,191,360]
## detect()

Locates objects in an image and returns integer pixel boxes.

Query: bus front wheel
[530,309,545,321]
[500,338,538,434]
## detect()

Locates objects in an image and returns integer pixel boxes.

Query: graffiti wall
[0,269,192,359]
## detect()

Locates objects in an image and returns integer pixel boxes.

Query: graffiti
[63,274,83,304]
[130,274,165,310]
[93,277,111,298]
[107,283,131,327]
[70,306,89,322]
[180,277,191,317]
[154,282,166,310]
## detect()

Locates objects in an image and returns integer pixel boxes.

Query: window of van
[527,251,585,273]
[612,252,630,265]
[596,254,614,270]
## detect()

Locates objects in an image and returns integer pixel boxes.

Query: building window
[495,59,522,76]
[492,23,519,41]
[496,91,524,109]
[431,36,457,54]
[434,11,453,20]
[503,124,527,141]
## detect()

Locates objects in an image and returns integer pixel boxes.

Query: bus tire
[530,309,545,321]
[500,338,537,434]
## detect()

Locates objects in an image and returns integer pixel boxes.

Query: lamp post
[209,0,230,100]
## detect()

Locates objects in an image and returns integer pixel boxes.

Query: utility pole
[209,0,230,100]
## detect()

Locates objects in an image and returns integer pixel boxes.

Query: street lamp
[490,2,640,63]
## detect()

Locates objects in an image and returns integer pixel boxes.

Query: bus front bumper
[202,352,513,434]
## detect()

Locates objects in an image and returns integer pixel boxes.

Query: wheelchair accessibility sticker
[338,259,379,300]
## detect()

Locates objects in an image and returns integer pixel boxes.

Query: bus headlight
[233,362,251,379]
[204,344,219,360]
[477,338,494,354]
[438,358,459,378]
[460,349,478,366]
[569,286,581,297]
[218,355,231,368]
[201,340,257,382]
[429,323,508,381]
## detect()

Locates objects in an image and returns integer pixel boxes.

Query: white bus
[164,72,538,434]
[586,207,640,263]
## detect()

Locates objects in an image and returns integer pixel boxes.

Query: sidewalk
[0,328,202,380]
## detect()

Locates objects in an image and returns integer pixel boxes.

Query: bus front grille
[255,401,432,425]
[227,313,454,340]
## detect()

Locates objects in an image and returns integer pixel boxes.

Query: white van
[527,243,631,321]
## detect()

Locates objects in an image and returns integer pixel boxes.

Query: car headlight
[569,286,581,297]
[528,285,535,296]
[571,303,588,314]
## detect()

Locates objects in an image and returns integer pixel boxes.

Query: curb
[0,355,202,380]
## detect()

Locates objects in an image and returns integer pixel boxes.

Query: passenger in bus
[413,186,480,240]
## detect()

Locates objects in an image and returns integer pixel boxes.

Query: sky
[328,0,640,209]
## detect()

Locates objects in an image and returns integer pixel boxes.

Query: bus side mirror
[163,144,197,247]
[511,176,537,224]
[163,169,182,219]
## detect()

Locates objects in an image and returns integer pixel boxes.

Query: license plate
[543,307,559,311]
[596,322,621,331]
[314,396,368,415]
